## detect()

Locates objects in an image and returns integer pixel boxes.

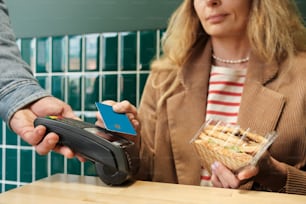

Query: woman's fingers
[211,161,260,189]
[101,100,117,106]
[113,100,137,115]
[237,165,259,180]
[211,173,223,188]
[211,162,240,189]
[96,100,139,130]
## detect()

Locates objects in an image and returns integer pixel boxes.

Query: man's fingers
[18,125,44,146]
[36,134,76,159]
[34,132,59,155]
[53,145,75,158]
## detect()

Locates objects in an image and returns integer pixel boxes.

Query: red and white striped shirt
[206,65,247,124]
[200,65,247,186]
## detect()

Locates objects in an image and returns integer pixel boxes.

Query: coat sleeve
[0,0,50,123]
[285,165,306,195]
[135,71,158,181]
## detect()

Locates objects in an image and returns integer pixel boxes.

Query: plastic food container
[190,119,278,174]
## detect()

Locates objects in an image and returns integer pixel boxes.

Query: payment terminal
[34,116,139,185]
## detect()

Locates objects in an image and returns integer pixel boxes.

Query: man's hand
[9,96,84,161]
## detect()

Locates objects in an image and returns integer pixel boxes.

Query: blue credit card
[95,102,136,136]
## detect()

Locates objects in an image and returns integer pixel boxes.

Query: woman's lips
[206,14,228,24]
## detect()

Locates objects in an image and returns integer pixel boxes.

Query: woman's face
[193,0,252,38]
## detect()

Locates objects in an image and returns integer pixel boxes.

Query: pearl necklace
[212,54,249,64]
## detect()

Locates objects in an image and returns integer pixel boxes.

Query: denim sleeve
[0,1,50,123]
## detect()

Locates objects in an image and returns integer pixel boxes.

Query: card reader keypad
[48,116,95,129]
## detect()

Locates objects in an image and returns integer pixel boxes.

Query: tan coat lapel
[238,55,286,134]
[166,41,212,184]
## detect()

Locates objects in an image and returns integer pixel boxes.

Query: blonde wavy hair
[150,0,306,108]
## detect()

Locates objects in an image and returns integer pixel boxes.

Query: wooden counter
[0,174,305,204]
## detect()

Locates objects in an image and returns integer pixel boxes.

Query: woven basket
[193,138,252,174]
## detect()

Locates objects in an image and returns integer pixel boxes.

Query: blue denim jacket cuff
[0,82,50,126]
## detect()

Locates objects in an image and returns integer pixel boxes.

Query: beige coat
[136,41,306,194]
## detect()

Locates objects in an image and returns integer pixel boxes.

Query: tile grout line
[1,121,6,192]
[117,32,122,102]
[136,31,140,107]
[47,36,53,178]
[32,37,37,182]
[17,135,20,188]
[64,35,69,175]
[80,34,86,176]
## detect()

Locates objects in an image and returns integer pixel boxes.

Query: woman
[96,0,306,194]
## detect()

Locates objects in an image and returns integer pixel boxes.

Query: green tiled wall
[0,29,163,193]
